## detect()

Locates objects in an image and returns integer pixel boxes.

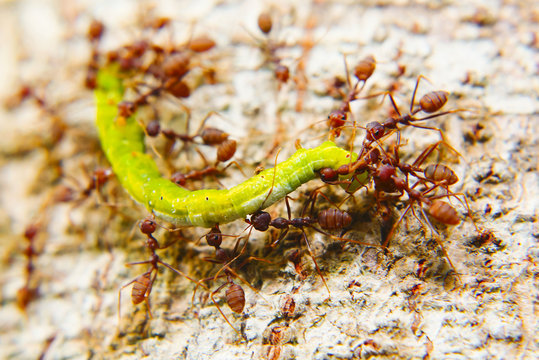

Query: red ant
[326,55,377,138]
[145,112,238,167]
[365,75,466,156]
[193,225,269,336]
[368,141,479,279]
[119,218,200,319]
[246,197,379,295]
[253,11,291,86]
[85,19,105,89]
[16,223,42,311]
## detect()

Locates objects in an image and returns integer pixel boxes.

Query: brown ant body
[194,226,269,336]
[145,112,238,169]
[363,75,465,156]
[246,197,377,295]
[119,218,199,318]
[366,140,477,277]
[326,55,377,138]
[254,11,290,86]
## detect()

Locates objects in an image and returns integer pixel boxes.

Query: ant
[16,223,42,311]
[253,11,291,86]
[145,112,238,166]
[326,55,377,139]
[367,141,478,279]
[61,166,113,206]
[363,75,466,156]
[246,197,379,295]
[85,19,105,89]
[193,225,269,336]
[118,218,200,319]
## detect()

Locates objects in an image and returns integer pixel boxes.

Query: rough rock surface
[0,1,537,359]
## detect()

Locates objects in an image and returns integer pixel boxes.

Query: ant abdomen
[428,200,460,225]
[318,208,352,230]
[419,91,449,113]
[217,139,237,162]
[226,283,245,313]
[201,127,229,145]
[131,273,151,305]
[424,164,458,185]
[353,55,376,82]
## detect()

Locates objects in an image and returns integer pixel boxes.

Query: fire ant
[145,111,237,166]
[85,19,105,89]
[369,141,479,278]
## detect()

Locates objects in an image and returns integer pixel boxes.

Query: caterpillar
[95,66,369,228]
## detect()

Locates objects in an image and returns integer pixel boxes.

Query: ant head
[118,101,136,118]
[251,211,271,231]
[275,65,290,83]
[327,110,347,129]
[206,226,223,247]
[88,19,105,42]
[365,121,385,141]
[146,120,161,137]
[320,168,338,183]
[171,172,187,186]
[140,219,157,235]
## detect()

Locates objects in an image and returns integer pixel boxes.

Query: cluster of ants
[16,12,488,340]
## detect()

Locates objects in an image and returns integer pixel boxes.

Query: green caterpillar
[95,67,369,228]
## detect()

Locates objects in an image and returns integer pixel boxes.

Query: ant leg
[301,186,341,217]
[408,122,463,159]
[382,202,414,248]
[387,92,403,118]
[118,275,142,321]
[300,230,331,296]
[419,207,462,283]
[213,231,252,281]
[118,268,154,321]
[410,75,432,114]
[224,267,270,306]
[210,282,241,336]
[158,259,200,285]
[310,226,384,248]
[271,227,289,248]
[143,270,159,318]
[428,191,480,233]
[412,141,443,168]
[259,148,282,209]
